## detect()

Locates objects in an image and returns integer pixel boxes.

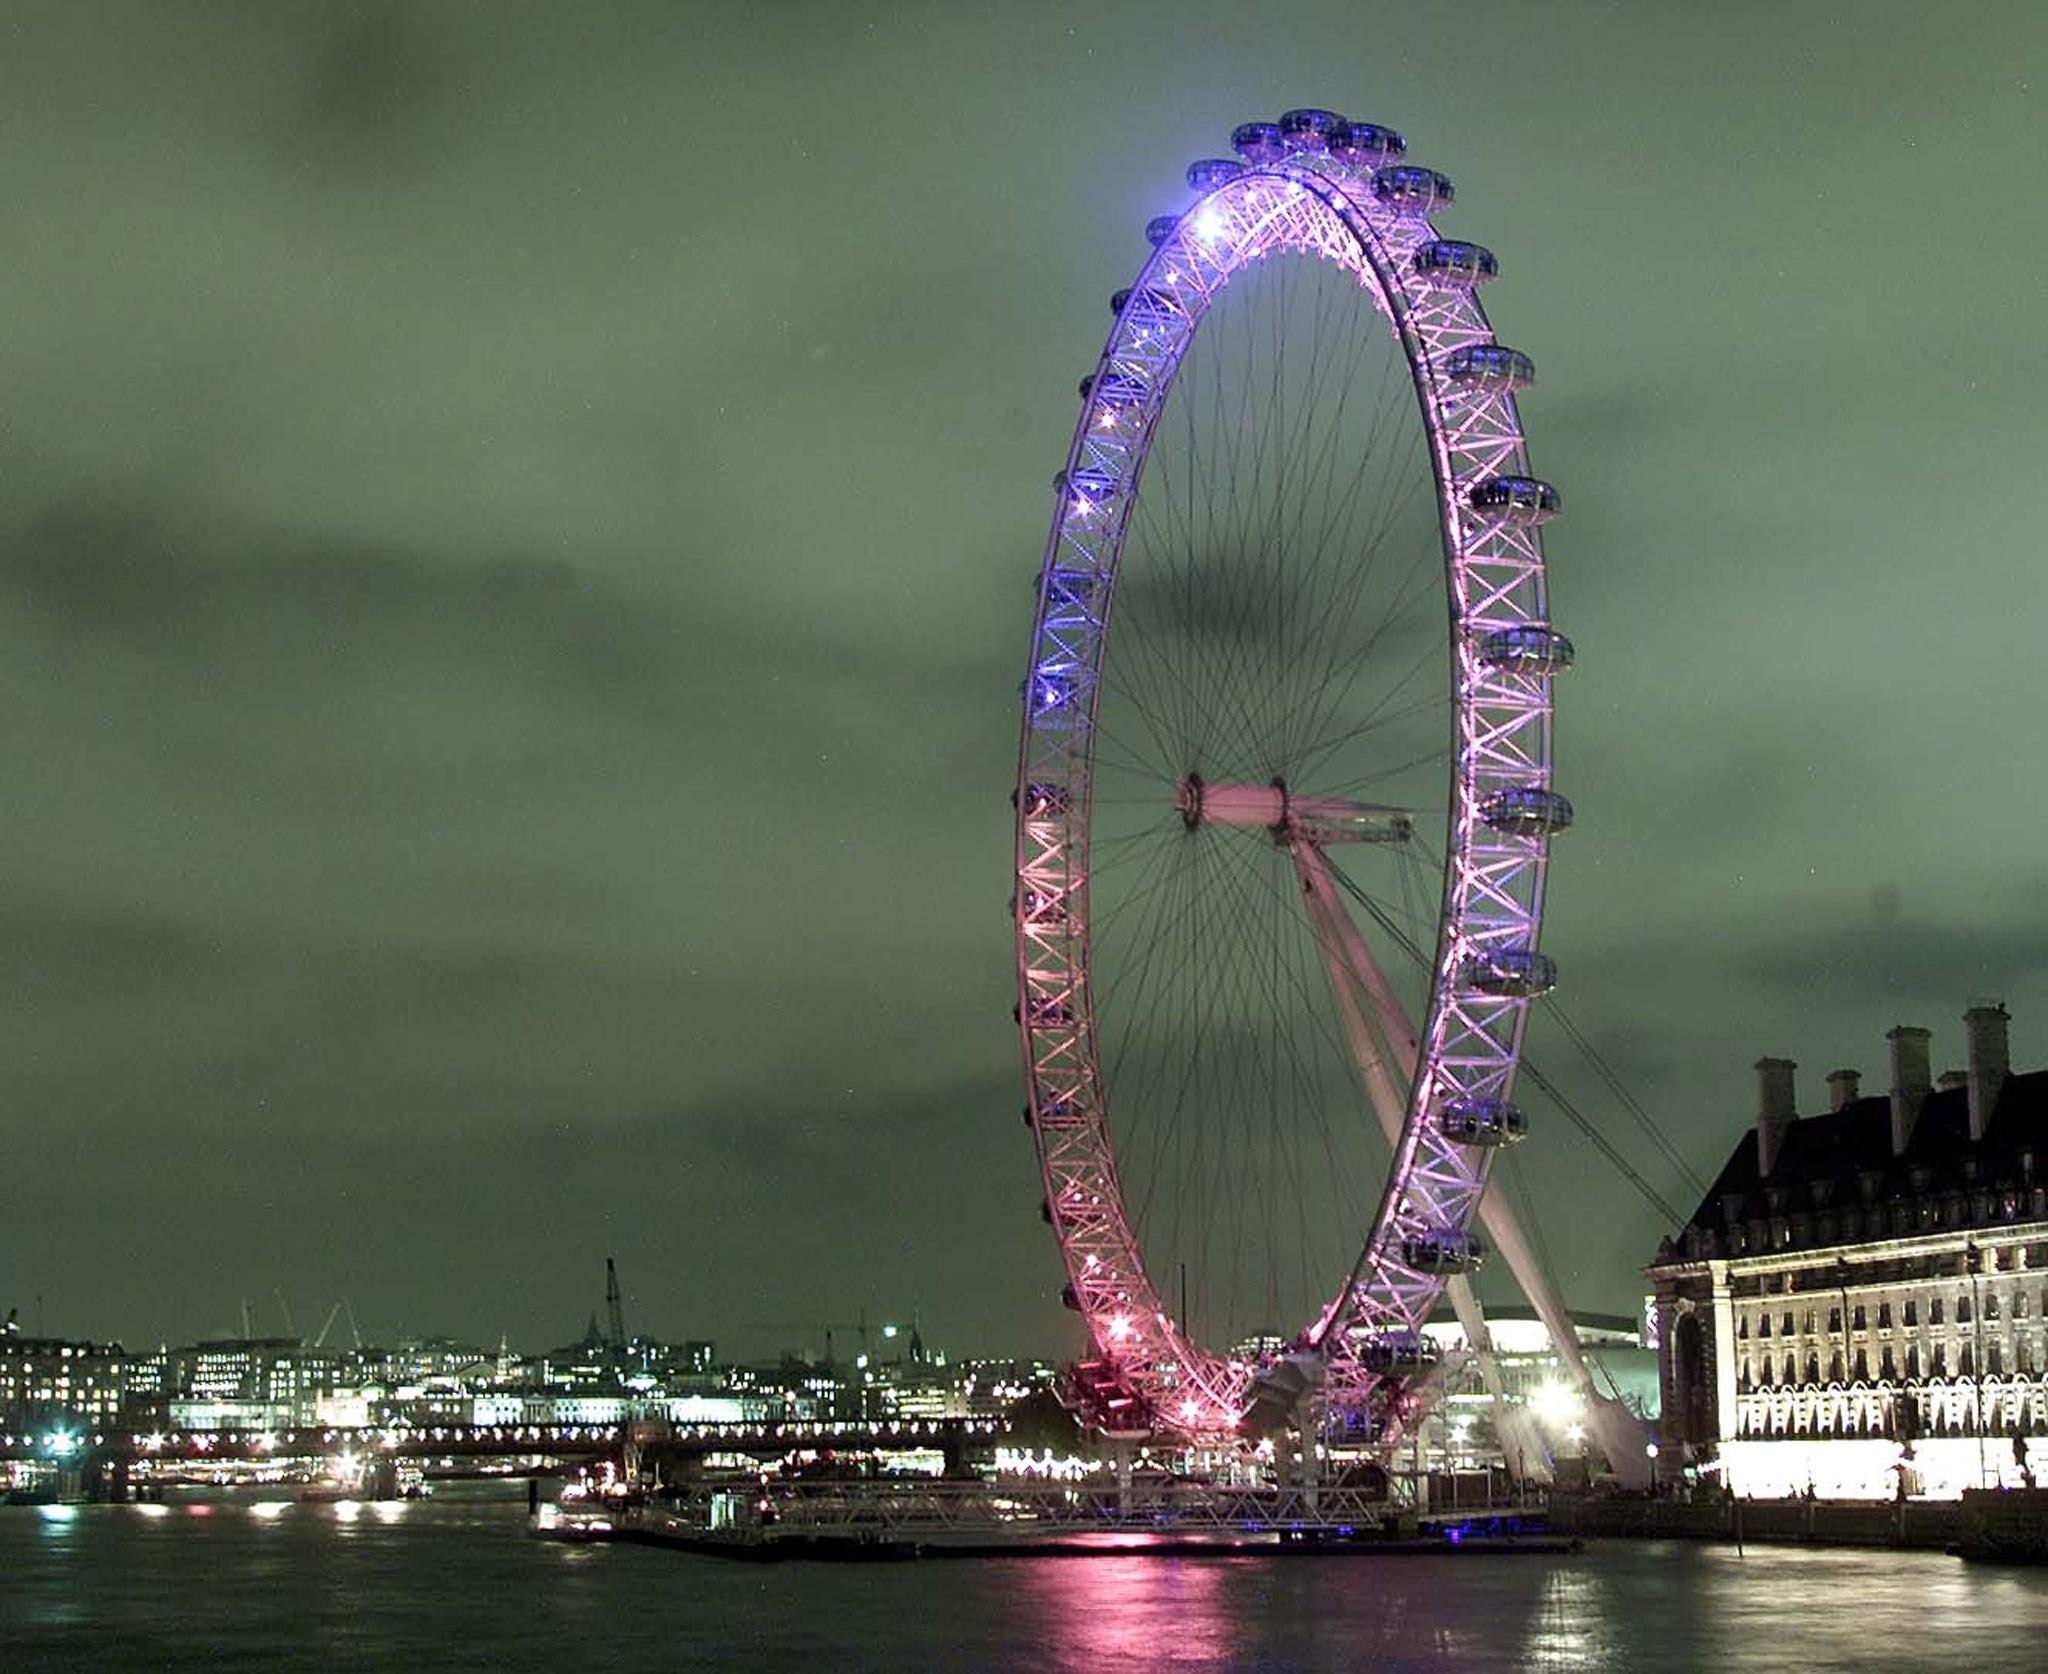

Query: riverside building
[1648,1002,2048,1499]
[0,1310,125,1438]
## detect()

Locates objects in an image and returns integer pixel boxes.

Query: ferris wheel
[1013,108,1573,1441]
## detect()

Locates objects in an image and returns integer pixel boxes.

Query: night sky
[7,3,2047,1358]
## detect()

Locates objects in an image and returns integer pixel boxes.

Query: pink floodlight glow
[1106,1313,1135,1343]
[1190,204,1227,243]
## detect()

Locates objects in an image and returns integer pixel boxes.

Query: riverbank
[1549,1491,1960,1549]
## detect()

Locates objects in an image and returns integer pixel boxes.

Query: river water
[7,1496,2048,1671]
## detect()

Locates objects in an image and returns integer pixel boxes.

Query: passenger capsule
[1477,624,1575,673]
[1372,165,1454,214]
[1413,240,1498,286]
[1045,566,1100,608]
[1080,370,1150,408]
[1459,946,1557,999]
[1278,108,1345,152]
[1186,158,1246,192]
[1441,343,1535,391]
[1017,781,1072,817]
[1145,215,1180,248]
[1362,1330,1439,1376]
[1467,475,1562,525]
[1056,466,1119,503]
[1060,1283,1082,1310]
[1018,994,1076,1029]
[1328,121,1406,165]
[1027,667,1079,715]
[1033,1096,1083,1129]
[1109,284,1181,322]
[1441,1098,1528,1146]
[1401,1228,1487,1275]
[1478,786,1574,836]
[1020,887,1068,926]
[1231,121,1287,165]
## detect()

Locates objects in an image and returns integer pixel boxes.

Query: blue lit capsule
[1328,122,1406,165]
[1459,946,1557,998]
[1079,370,1150,408]
[1186,158,1246,192]
[1362,1331,1439,1375]
[1279,108,1345,152]
[1055,466,1118,502]
[1231,121,1287,165]
[1018,994,1075,1029]
[1110,285,1181,322]
[1477,786,1574,836]
[1016,781,1071,817]
[1413,240,1498,286]
[1145,215,1179,247]
[1477,624,1574,673]
[1027,668,1079,715]
[1468,475,1562,524]
[1044,567,1100,611]
[1441,344,1536,391]
[1372,165,1454,215]
[1401,1228,1487,1275]
[1441,1098,1529,1146]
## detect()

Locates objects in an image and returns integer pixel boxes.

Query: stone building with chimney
[1647,1002,2048,1499]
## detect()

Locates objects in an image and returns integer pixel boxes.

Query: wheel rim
[1015,120,1566,1439]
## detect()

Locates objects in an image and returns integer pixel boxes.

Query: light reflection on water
[2,1505,2047,1672]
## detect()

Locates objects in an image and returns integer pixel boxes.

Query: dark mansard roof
[1652,1070,2048,1266]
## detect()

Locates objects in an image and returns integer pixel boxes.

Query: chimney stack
[1965,1000,2011,1143]
[1826,1068,1861,1111]
[1888,1025,1932,1157]
[1937,1070,1969,1093]
[1755,1056,1797,1177]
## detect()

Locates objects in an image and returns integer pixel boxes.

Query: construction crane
[604,1257,627,1349]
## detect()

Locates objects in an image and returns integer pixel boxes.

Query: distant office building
[0,1311,124,1436]
[1648,1003,2048,1499]
[167,1338,341,1429]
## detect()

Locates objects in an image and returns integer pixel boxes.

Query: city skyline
[7,4,2048,1358]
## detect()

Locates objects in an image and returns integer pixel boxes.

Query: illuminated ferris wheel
[1012,108,1572,1441]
